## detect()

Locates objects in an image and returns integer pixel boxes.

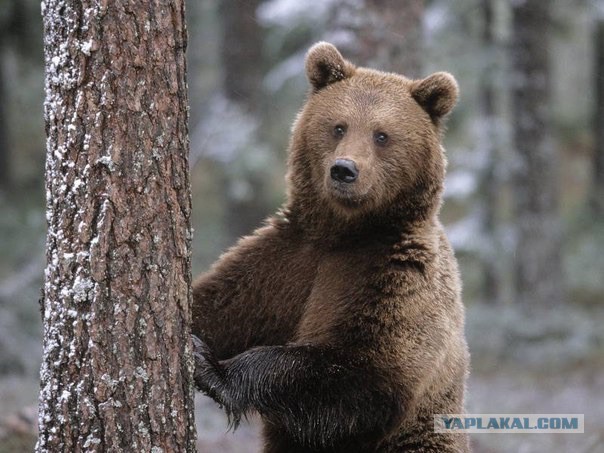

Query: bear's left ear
[305,42,355,92]
[411,72,459,121]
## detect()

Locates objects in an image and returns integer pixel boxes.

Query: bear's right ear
[305,42,355,92]
[411,72,459,121]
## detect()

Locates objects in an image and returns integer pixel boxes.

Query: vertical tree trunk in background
[477,0,503,304]
[510,1,564,308]
[38,1,196,451]
[0,0,45,191]
[220,0,264,110]
[0,57,9,190]
[0,4,14,191]
[592,19,604,219]
[219,0,269,241]
[329,0,424,77]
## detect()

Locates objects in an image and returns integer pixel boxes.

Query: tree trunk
[0,55,9,190]
[477,0,503,304]
[37,1,196,451]
[219,0,269,241]
[220,0,264,110]
[328,0,424,77]
[592,19,604,219]
[510,0,564,308]
[0,0,45,191]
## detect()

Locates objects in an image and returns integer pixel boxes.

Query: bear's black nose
[330,159,358,183]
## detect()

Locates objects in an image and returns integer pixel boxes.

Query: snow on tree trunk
[37,1,196,451]
[510,0,564,308]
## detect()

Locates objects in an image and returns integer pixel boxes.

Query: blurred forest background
[1,0,603,451]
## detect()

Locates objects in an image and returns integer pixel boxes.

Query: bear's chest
[294,249,386,345]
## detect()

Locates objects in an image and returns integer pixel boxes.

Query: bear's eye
[333,125,346,139]
[374,132,389,147]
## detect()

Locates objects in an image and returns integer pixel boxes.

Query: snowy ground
[467,364,604,453]
[196,396,262,453]
[1,363,602,453]
[192,363,604,453]
[1,306,602,452]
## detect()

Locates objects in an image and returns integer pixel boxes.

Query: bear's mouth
[327,180,370,207]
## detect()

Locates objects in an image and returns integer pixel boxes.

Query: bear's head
[286,42,458,236]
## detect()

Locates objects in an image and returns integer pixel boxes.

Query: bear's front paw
[191,335,243,428]
[191,335,224,401]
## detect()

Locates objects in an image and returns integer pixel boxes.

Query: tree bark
[38,1,196,451]
[510,1,564,307]
[328,0,424,77]
[592,19,604,219]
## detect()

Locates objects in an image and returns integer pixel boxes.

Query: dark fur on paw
[191,335,244,428]
[191,335,223,397]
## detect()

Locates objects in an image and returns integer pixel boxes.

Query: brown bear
[192,42,470,453]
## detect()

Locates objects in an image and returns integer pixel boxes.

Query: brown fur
[192,42,470,453]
